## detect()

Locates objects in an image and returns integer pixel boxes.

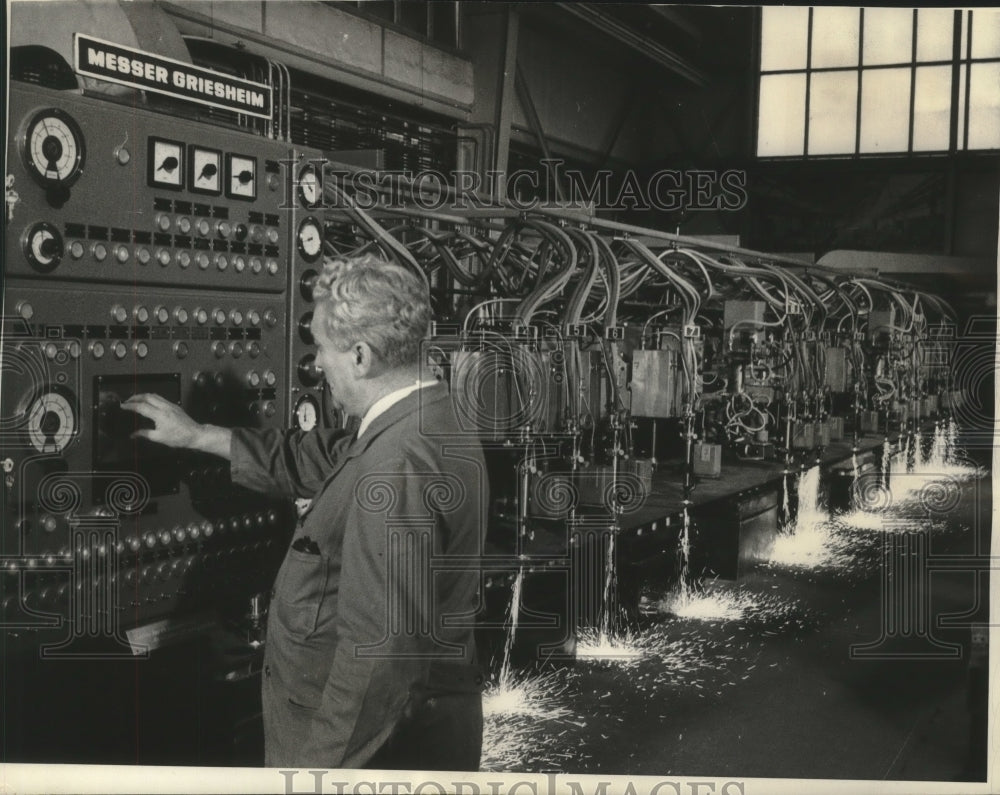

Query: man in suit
[123,255,487,770]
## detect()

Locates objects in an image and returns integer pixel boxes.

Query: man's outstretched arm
[122,393,232,458]
[122,393,352,499]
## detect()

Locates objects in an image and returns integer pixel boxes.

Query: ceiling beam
[556,3,709,86]
[647,5,703,45]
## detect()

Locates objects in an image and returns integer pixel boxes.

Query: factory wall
[462,4,668,168]
[161,0,474,116]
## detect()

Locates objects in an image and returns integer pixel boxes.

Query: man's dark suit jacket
[230,383,487,769]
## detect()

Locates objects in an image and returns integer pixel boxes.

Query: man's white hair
[312,254,430,368]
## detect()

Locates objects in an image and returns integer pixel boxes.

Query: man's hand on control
[121,393,233,460]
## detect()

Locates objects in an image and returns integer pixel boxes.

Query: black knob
[300,270,319,302]
[234,224,248,242]
[298,312,314,345]
[42,135,63,165]
[40,237,62,258]
[297,354,322,387]
[39,410,62,436]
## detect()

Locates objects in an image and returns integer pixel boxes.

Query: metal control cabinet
[1,83,306,634]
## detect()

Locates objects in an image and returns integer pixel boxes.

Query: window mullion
[757,6,998,158]
[963,11,973,150]
[856,8,864,156]
[804,7,814,156]
[908,9,917,153]
[948,10,962,154]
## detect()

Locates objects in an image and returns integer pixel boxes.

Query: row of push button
[69,241,279,274]
[109,304,278,327]
[154,214,279,244]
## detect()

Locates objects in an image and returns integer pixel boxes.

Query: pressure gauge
[26,390,77,453]
[189,145,222,195]
[22,108,86,188]
[227,154,257,200]
[148,137,184,189]
[297,218,323,262]
[22,221,63,272]
[298,163,321,208]
[294,395,320,432]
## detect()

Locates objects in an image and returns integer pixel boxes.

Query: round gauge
[298,164,321,208]
[22,221,63,272]
[26,390,77,453]
[22,108,86,188]
[297,218,323,263]
[294,395,320,432]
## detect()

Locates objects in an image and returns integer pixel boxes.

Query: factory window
[328,1,461,50]
[757,8,1000,157]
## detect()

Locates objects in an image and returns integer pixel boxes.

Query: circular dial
[23,222,63,272]
[298,165,321,207]
[297,218,323,263]
[294,395,320,432]
[22,108,86,188]
[26,391,77,453]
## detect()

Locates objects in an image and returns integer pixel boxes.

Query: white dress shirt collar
[356,379,438,438]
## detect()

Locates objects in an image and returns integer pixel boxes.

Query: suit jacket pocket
[272,548,329,639]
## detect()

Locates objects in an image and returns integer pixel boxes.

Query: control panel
[2,83,299,637]
[1,281,290,629]
[8,84,288,291]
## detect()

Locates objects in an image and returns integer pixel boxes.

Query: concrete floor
[4,443,989,783]
[482,458,990,782]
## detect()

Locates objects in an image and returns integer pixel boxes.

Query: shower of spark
[675,507,697,601]
[658,582,808,638]
[908,423,953,479]
[483,669,571,720]
[781,472,792,530]
[498,564,525,689]
[835,512,947,541]
[577,622,741,695]
[765,464,836,567]
[889,421,983,504]
[937,419,981,478]
[912,431,924,469]
[791,464,826,533]
[581,622,726,693]
[836,509,890,531]
[480,670,583,772]
[576,626,650,664]
[598,531,618,639]
[661,586,746,621]
[928,423,947,470]
[767,519,850,568]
